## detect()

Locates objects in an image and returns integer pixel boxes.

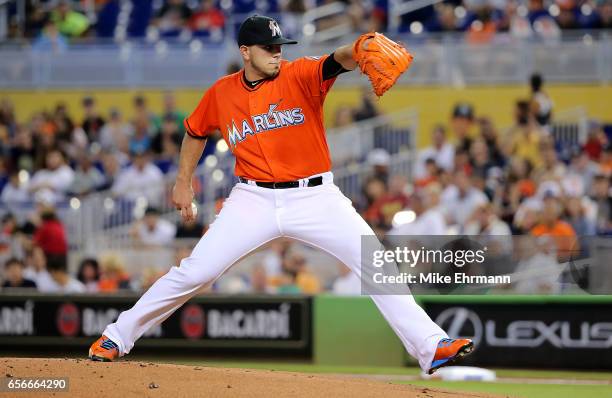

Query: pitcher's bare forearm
[176,134,207,185]
[334,44,357,71]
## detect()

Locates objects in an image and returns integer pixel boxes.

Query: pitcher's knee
[175,256,222,288]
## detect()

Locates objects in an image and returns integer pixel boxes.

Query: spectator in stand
[29,112,58,171]
[46,254,86,293]
[81,96,106,143]
[53,102,87,161]
[601,146,612,175]
[32,20,68,53]
[450,103,475,153]
[464,202,512,236]
[261,239,292,278]
[2,258,37,289]
[364,175,410,230]
[22,247,56,292]
[469,138,496,180]
[388,183,446,236]
[98,254,131,292]
[152,114,182,173]
[331,262,361,295]
[281,250,321,294]
[160,91,188,129]
[1,172,29,209]
[28,150,75,203]
[249,264,274,294]
[153,0,192,36]
[132,95,159,133]
[465,202,513,258]
[129,116,152,155]
[69,154,105,196]
[512,235,561,294]
[566,150,599,197]
[591,174,612,234]
[366,148,391,184]
[360,177,387,231]
[583,120,609,161]
[77,258,101,293]
[414,124,455,179]
[466,2,498,44]
[477,116,505,167]
[51,1,90,38]
[131,207,176,247]
[441,169,489,227]
[529,73,553,128]
[98,149,125,190]
[415,158,440,188]
[505,99,546,169]
[565,196,597,236]
[453,147,472,176]
[10,126,36,173]
[111,150,164,207]
[99,108,133,153]
[33,205,68,258]
[189,0,225,37]
[534,139,566,182]
[0,214,21,258]
[531,194,578,261]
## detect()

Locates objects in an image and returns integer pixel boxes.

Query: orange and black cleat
[428,338,474,375]
[88,335,119,362]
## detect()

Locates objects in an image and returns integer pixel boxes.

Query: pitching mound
[1,358,499,398]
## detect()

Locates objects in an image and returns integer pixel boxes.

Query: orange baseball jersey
[184,55,337,182]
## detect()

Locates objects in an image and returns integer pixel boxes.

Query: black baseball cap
[452,102,474,120]
[237,15,298,47]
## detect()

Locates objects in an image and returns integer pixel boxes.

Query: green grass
[402,381,612,398]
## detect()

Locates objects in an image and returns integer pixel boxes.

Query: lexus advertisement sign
[424,301,612,369]
[0,295,312,356]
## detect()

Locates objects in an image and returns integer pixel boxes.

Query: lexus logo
[435,307,483,345]
[434,306,612,349]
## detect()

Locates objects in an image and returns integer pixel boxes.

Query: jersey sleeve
[184,85,220,139]
[292,55,336,97]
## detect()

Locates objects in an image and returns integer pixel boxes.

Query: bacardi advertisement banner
[0,295,312,356]
[423,298,612,369]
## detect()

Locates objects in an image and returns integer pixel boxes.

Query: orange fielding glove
[352,32,414,97]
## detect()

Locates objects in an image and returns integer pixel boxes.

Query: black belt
[239,176,323,189]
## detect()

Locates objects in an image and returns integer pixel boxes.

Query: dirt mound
[0,358,499,398]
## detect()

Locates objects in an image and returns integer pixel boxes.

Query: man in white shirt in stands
[28,150,75,204]
[440,170,488,228]
[414,125,455,179]
[111,151,164,208]
[131,207,176,247]
[45,254,86,294]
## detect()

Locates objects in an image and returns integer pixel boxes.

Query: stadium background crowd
[3,0,612,47]
[0,0,611,296]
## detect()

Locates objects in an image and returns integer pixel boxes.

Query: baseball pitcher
[89,15,473,374]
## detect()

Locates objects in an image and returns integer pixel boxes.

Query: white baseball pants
[103,172,447,371]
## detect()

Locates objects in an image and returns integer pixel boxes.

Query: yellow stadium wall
[2,84,610,148]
